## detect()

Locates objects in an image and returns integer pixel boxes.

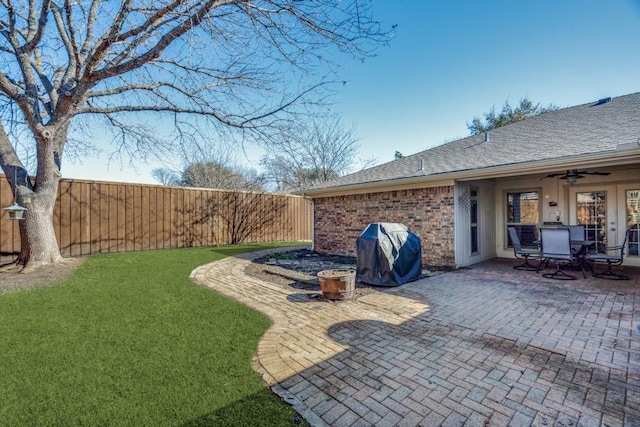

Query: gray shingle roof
[305,92,640,192]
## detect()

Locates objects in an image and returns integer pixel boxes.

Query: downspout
[304,196,315,250]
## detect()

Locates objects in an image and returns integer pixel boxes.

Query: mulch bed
[0,257,84,293]
[244,248,438,300]
[245,249,366,292]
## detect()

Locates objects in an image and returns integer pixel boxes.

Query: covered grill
[356,222,422,286]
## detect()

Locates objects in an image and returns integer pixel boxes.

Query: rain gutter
[298,147,640,198]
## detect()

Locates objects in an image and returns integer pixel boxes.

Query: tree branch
[21,0,50,53]
[90,0,225,81]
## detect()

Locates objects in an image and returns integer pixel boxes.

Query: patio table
[571,240,595,274]
[534,239,595,277]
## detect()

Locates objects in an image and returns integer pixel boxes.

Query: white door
[617,184,640,267]
[569,184,640,267]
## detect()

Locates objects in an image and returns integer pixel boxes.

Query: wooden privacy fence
[0,176,312,259]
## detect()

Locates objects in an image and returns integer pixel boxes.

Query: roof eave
[299,147,640,198]
[297,176,456,198]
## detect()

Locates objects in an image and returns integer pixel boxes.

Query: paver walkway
[191,248,640,426]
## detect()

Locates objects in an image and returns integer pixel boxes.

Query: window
[506,191,539,247]
[470,189,478,254]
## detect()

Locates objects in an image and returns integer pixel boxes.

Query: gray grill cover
[356,223,422,286]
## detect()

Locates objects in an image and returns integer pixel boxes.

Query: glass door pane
[626,190,640,257]
[470,189,478,254]
[576,191,606,253]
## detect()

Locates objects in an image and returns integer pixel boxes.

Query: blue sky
[64,0,640,184]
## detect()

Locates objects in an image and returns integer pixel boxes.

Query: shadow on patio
[311,258,640,425]
[193,253,640,426]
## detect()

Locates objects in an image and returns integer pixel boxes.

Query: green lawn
[0,243,305,426]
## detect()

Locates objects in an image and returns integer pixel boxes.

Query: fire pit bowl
[317,269,356,300]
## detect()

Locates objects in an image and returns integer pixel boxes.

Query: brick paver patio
[191,248,640,426]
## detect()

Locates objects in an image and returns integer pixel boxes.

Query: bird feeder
[4,165,29,220]
[3,202,27,220]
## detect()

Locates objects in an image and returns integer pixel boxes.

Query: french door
[569,184,640,266]
[618,184,640,263]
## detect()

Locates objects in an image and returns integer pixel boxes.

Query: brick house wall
[313,186,456,267]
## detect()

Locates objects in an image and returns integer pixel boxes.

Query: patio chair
[536,228,576,280]
[566,225,585,254]
[507,226,540,271]
[585,227,632,280]
[564,225,589,277]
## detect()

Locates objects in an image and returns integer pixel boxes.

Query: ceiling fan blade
[581,171,611,176]
[540,169,610,180]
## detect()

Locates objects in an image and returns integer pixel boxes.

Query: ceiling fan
[542,169,611,184]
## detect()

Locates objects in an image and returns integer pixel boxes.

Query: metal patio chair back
[585,227,632,280]
[507,226,540,271]
[537,228,576,280]
[566,225,585,253]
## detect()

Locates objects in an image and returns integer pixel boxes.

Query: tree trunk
[17,184,63,271]
[17,127,66,271]
[0,124,65,271]
[0,107,76,271]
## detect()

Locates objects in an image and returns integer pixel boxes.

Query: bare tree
[151,168,181,186]
[152,142,265,190]
[0,1,389,270]
[182,162,261,190]
[261,115,372,191]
